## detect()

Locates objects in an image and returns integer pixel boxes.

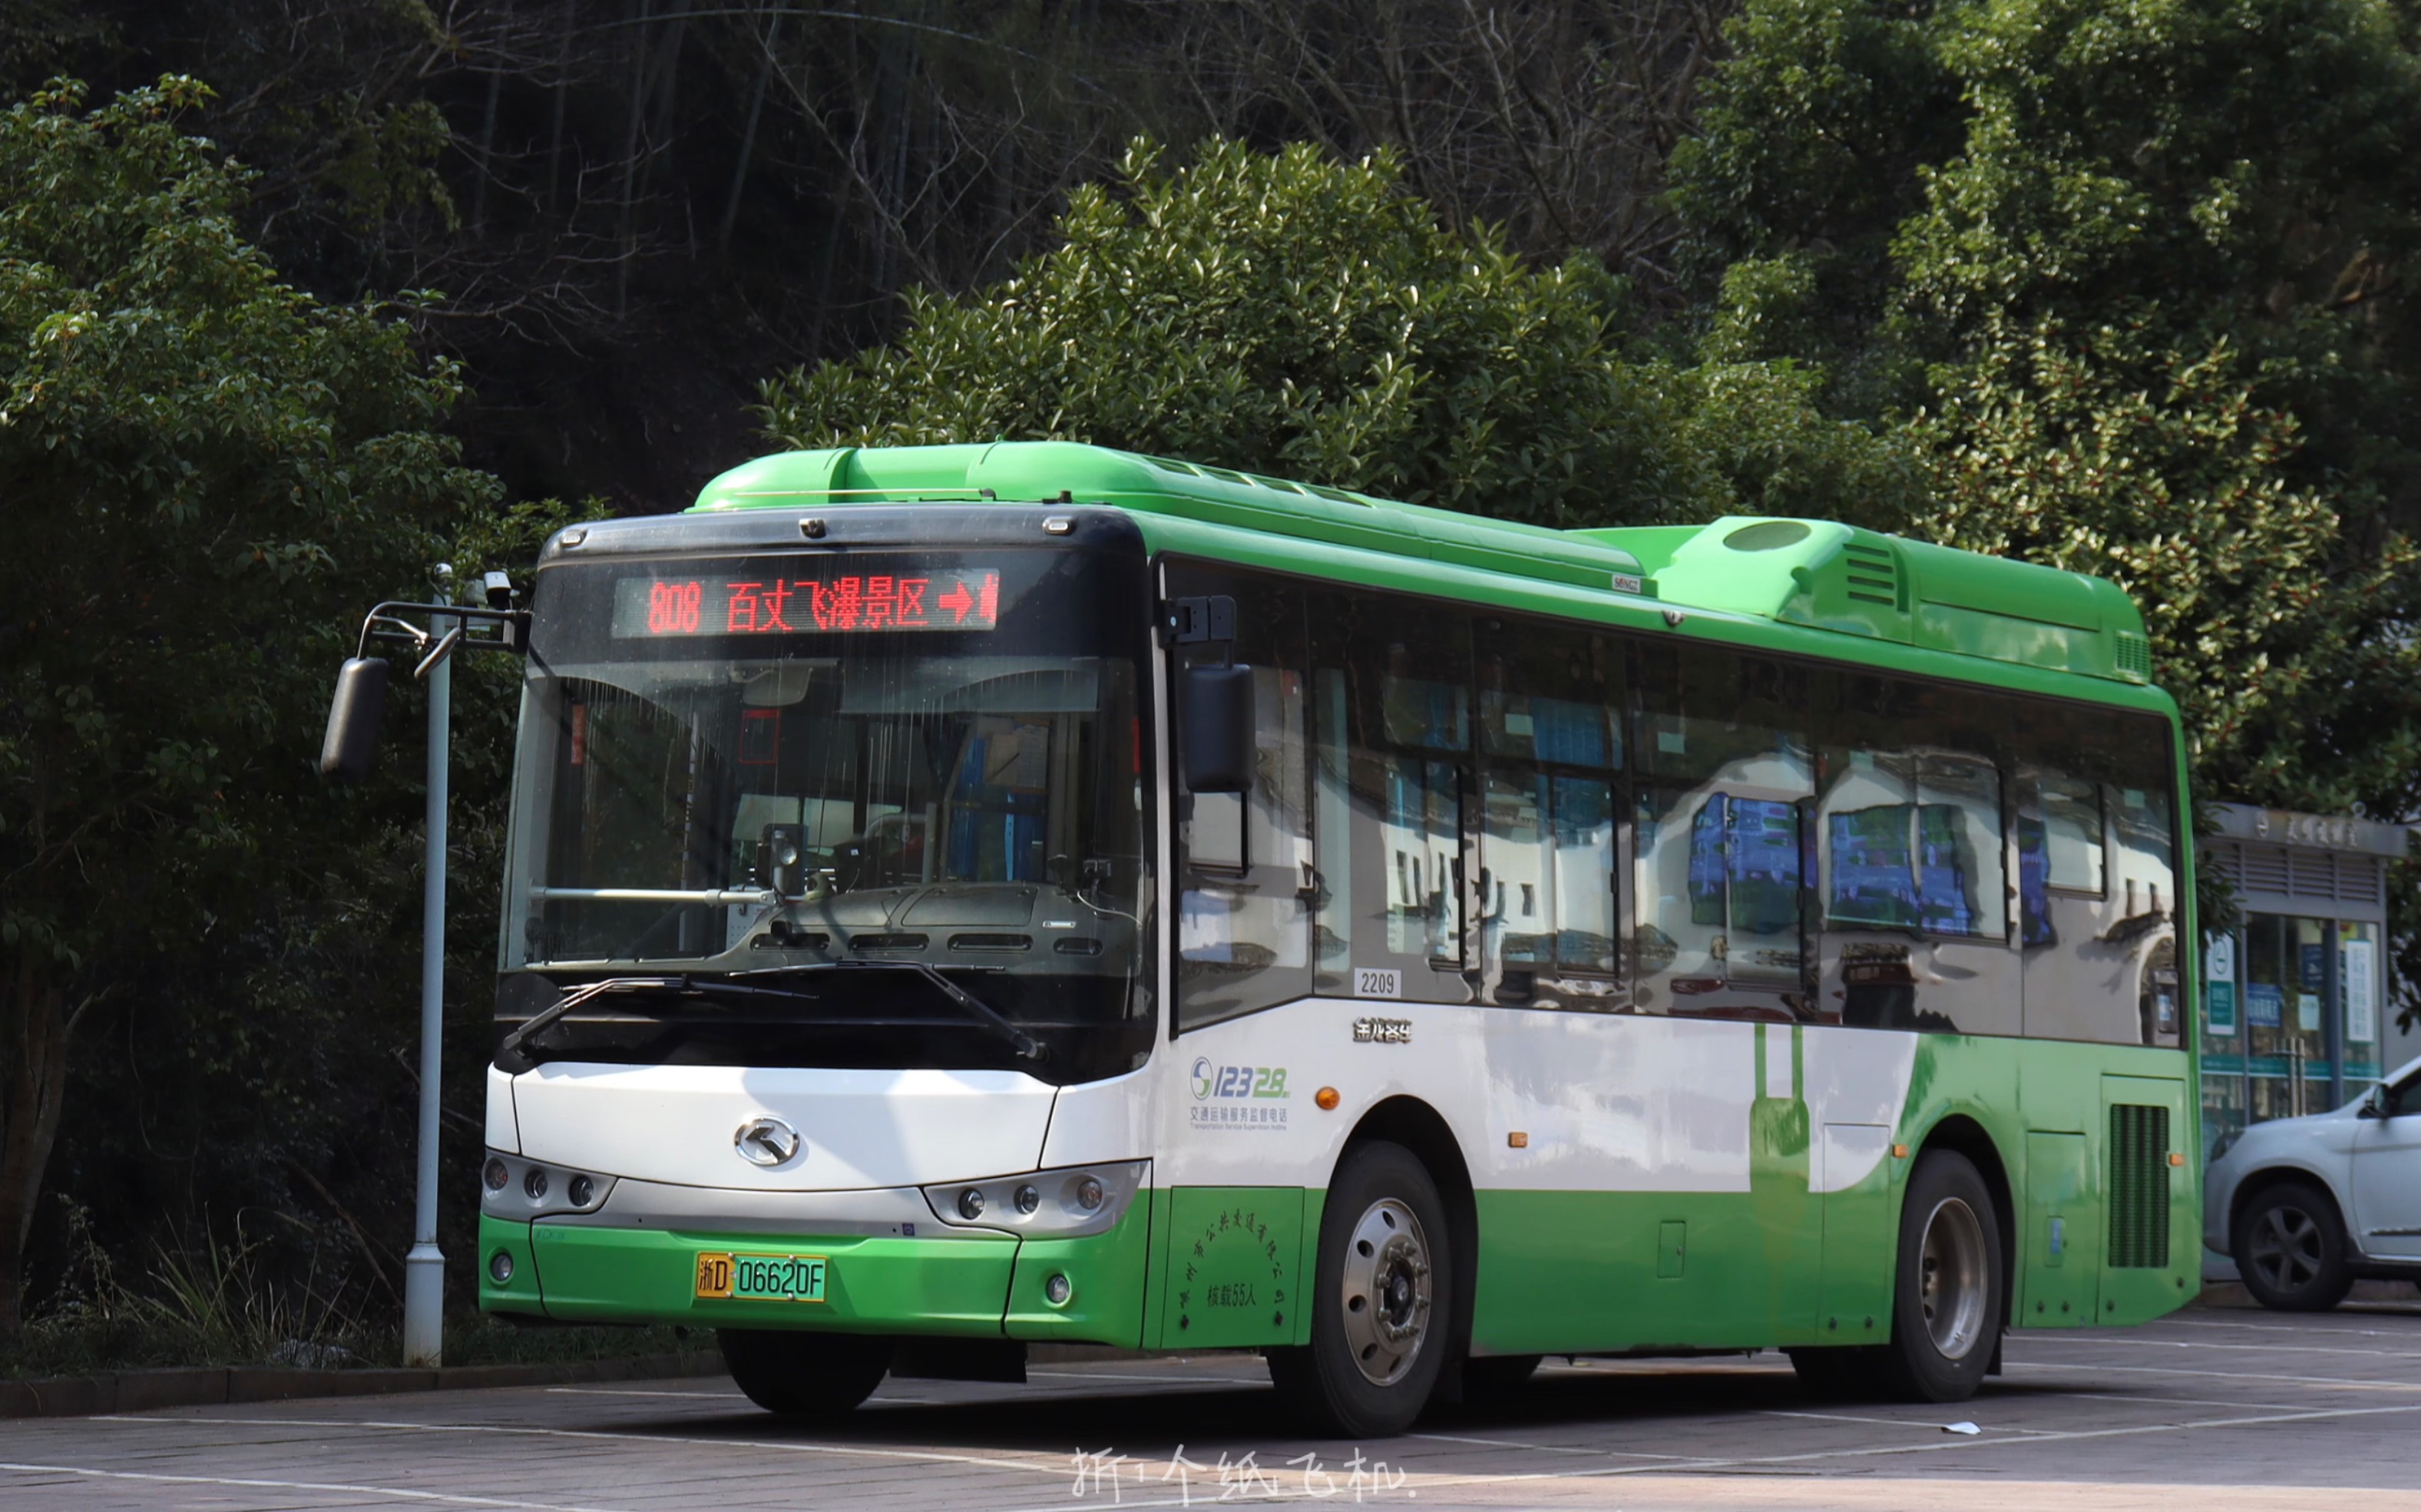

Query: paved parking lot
[6,1297,2421,1510]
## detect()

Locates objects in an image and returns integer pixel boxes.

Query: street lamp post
[402,566,455,1367]
[319,566,526,1372]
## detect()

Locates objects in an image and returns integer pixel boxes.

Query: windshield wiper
[736,961,1046,1064]
[499,974,823,1060]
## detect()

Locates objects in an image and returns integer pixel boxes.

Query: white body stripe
[1156,998,1920,1196]
[496,1004,1920,1199]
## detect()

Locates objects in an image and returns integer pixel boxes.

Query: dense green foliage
[762,137,1917,529]
[0,77,515,1338]
[11,0,2421,1354]
[1679,0,2421,820]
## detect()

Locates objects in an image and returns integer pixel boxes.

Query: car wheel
[1267,1140,1451,1438]
[2233,1181,2353,1312]
[718,1329,892,1418]
[1876,1150,2003,1402]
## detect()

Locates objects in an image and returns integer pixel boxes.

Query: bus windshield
[496,548,1155,1082]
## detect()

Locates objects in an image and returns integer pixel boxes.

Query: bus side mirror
[1181,663,1255,794]
[319,656,390,780]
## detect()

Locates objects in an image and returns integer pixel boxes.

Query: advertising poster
[2247,981,2284,1029]
[2344,938,2379,1045]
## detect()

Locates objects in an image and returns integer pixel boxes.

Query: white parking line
[2001,1359,2421,1391]
[1407,1429,1692,1460]
[2158,1316,2417,1338]
[1758,1408,2056,1434]
[0,1461,629,1512]
[91,1413,1077,1482]
[1029,1367,1273,1387]
[546,1387,743,1400]
[2021,1334,2413,1359]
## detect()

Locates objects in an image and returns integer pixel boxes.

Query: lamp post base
[402,1242,446,1367]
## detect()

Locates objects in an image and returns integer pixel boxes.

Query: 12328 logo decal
[1188,1057,1292,1130]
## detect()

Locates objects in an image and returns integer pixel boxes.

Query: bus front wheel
[1879,1150,2003,1403]
[1268,1140,1452,1438]
[718,1328,891,1419]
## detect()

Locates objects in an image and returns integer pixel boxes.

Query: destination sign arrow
[938,579,974,623]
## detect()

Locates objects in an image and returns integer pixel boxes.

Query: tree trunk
[0,951,81,1339]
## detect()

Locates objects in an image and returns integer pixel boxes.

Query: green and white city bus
[475,441,2196,1436]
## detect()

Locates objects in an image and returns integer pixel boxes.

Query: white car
[2205,1051,2421,1309]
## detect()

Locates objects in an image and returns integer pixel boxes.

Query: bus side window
[2013,703,2178,1045]
[1309,591,1472,1002]
[2015,767,2104,947]
[1476,618,1622,1008]
[1816,675,2017,1035]
[1170,567,1312,1030]
[1633,647,1812,1020]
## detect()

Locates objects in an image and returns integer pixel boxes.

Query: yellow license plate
[694,1251,828,1303]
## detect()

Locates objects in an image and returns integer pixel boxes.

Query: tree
[0,78,499,1335]
[1673,0,2421,1021]
[760,136,1915,530]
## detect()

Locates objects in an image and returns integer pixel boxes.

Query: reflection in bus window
[1172,571,1311,1028]
[1827,753,1919,929]
[1308,593,1471,1001]
[1386,754,1460,961]
[1918,755,2003,938]
[1821,763,2003,938]
[2112,784,2175,924]
[1635,649,1811,1018]
[2016,767,2102,948]
[1817,674,2016,1035]
[2040,773,2104,891]
[1477,623,1621,1005]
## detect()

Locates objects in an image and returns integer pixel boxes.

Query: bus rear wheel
[717,1328,892,1419]
[1268,1140,1451,1438]
[1878,1150,2003,1403]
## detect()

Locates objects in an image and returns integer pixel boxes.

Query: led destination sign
[610,569,1001,637]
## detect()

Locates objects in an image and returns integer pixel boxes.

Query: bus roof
[690,440,2154,688]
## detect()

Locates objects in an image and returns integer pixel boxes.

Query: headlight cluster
[481,1150,614,1219]
[921,1160,1147,1238]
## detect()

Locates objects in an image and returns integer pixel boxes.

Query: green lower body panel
[1005,1200,1154,1348]
[1472,1186,1833,1356]
[481,1203,1153,1345]
[530,1223,1016,1333]
[1155,1187,1305,1349]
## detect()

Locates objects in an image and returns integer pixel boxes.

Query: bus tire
[1267,1140,1451,1438]
[717,1328,891,1418]
[1879,1150,2003,1403]
[2233,1180,2353,1312]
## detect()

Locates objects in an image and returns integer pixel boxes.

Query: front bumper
[478,1197,1151,1346]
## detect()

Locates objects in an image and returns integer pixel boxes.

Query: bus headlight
[922,1160,1149,1238]
[480,1150,617,1219]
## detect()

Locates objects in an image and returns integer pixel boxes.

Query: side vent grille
[2115,632,2154,681]
[2108,1103,2171,1269]
[1841,542,1900,608]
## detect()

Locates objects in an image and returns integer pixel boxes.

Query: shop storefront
[2197,805,2413,1161]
